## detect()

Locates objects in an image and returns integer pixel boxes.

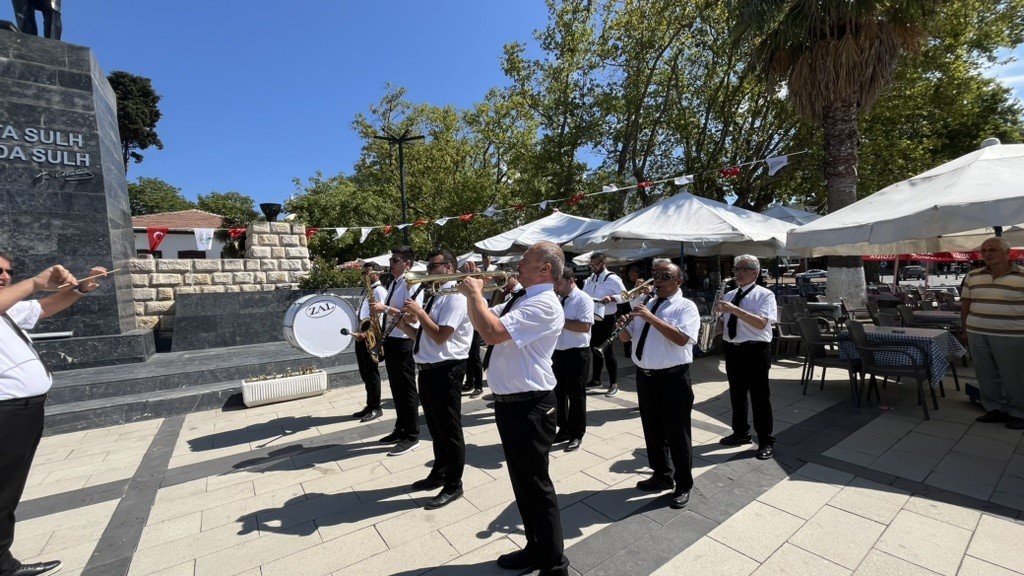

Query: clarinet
[594,294,654,358]
[369,283,426,358]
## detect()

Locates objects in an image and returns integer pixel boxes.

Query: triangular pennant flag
[673,174,694,186]
[720,166,741,178]
[334,227,348,239]
[147,227,169,252]
[482,205,497,218]
[305,227,319,240]
[458,213,475,222]
[539,200,548,211]
[567,193,585,206]
[383,225,394,236]
[228,227,247,240]
[602,184,618,193]
[397,223,410,230]
[413,219,429,227]
[435,217,453,226]
[512,203,526,211]
[766,155,789,176]
[194,228,214,251]
[359,227,372,243]
[636,181,653,190]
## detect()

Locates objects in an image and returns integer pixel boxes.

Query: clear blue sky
[59,1,550,207]
[58,2,1024,209]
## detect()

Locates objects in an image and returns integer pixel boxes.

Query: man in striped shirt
[960,237,1024,429]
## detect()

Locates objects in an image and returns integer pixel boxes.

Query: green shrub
[298,257,362,289]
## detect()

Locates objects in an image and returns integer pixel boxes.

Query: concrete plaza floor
[12,353,1024,576]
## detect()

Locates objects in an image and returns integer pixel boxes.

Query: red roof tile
[132,209,225,230]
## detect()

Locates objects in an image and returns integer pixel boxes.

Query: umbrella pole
[892,257,900,292]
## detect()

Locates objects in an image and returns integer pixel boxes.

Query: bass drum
[283,294,357,357]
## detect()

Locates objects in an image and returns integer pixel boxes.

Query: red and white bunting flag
[720,166,741,178]
[147,227,169,252]
[305,227,319,240]
[766,155,789,176]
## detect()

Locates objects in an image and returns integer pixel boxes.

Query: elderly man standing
[459,241,569,576]
[961,237,1024,429]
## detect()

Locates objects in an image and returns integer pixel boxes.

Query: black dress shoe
[497,549,533,570]
[756,444,775,460]
[424,485,464,510]
[352,406,371,418]
[378,431,402,443]
[564,439,582,452]
[13,560,62,576]
[469,388,484,398]
[360,408,383,423]
[670,490,690,509]
[1007,416,1024,430]
[553,433,571,444]
[461,383,475,392]
[411,475,446,491]
[977,410,1010,423]
[585,380,602,388]
[636,476,674,491]
[719,433,752,446]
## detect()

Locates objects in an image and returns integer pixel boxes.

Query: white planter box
[242,370,328,408]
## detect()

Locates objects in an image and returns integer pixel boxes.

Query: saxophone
[697,278,731,352]
[360,276,384,363]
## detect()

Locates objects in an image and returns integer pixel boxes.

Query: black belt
[636,365,686,377]
[0,393,47,407]
[724,340,770,347]
[416,359,463,371]
[492,390,552,403]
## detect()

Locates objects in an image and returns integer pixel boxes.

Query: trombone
[620,278,654,301]
[403,270,514,296]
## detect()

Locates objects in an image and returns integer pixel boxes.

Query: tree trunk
[821,100,867,307]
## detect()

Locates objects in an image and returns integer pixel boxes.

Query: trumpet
[620,278,654,301]
[404,270,514,296]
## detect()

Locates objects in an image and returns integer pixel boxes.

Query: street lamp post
[374,129,425,244]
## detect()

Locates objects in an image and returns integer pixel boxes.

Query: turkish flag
[305,227,319,240]
[720,166,741,178]
[147,227,169,252]
[228,227,247,239]
[459,213,475,222]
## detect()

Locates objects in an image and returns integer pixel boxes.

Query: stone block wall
[130,222,311,333]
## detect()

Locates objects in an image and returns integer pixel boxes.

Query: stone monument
[0,29,150,365]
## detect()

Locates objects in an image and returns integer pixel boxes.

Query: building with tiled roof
[132,210,227,259]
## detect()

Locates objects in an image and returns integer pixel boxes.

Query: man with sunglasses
[351,262,387,423]
[370,246,425,456]
[583,252,627,397]
[716,254,778,460]
[395,250,473,509]
[1,254,107,576]
[617,260,700,510]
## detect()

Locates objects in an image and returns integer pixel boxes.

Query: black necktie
[727,286,753,340]
[3,312,50,377]
[634,298,665,361]
[413,295,436,354]
[483,289,527,370]
[560,295,566,307]
[385,281,398,306]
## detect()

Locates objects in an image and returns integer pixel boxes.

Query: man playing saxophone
[352,262,387,423]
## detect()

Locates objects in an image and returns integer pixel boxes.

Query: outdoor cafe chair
[797,316,860,403]
[840,297,872,323]
[846,321,937,420]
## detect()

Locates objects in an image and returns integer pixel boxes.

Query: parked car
[796,269,828,279]
[899,265,926,280]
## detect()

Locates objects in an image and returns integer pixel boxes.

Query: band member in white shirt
[396,250,473,509]
[582,252,626,396]
[352,262,388,423]
[458,241,570,576]
[716,254,778,460]
[371,246,425,456]
[552,267,593,452]
[618,261,700,510]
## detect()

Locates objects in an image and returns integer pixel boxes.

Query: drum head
[283,294,356,357]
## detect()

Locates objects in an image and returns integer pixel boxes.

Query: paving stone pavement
[11,352,1024,576]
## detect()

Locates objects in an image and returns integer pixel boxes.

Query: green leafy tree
[108,71,164,173]
[196,191,259,227]
[127,177,195,215]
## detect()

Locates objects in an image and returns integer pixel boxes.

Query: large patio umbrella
[474,211,607,255]
[761,205,821,226]
[787,143,1024,256]
[573,191,795,257]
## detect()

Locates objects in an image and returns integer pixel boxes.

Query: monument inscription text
[0,123,91,167]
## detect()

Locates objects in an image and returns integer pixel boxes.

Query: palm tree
[734,0,941,304]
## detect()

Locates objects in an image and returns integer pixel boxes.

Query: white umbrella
[573,191,795,257]
[475,211,607,255]
[571,248,665,267]
[788,142,1024,256]
[761,205,821,226]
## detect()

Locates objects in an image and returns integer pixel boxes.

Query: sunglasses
[390,257,407,263]
[734,266,758,272]
[427,261,447,270]
[652,272,678,281]
[0,268,12,276]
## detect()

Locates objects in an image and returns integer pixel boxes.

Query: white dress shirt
[721,282,777,344]
[0,300,51,400]
[487,283,563,394]
[625,291,701,369]
[414,282,473,364]
[359,281,388,326]
[384,276,423,339]
[583,270,626,319]
[555,287,594,350]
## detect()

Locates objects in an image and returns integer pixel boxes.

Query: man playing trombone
[396,250,473,509]
[552,267,593,452]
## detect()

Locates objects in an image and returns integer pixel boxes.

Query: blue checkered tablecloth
[838,326,966,388]
[912,311,961,328]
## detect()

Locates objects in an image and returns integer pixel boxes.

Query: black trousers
[494,391,568,574]
[552,347,590,440]
[383,337,419,440]
[723,341,774,444]
[635,366,694,491]
[0,395,46,576]
[464,331,484,389]
[354,339,381,410]
[590,317,618,384]
[419,361,467,489]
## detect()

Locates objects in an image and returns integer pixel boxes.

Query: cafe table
[837,325,966,387]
